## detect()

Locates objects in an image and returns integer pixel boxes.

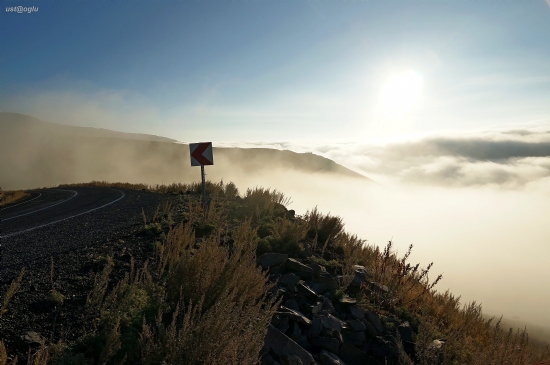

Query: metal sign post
[201,165,206,210]
[189,142,214,212]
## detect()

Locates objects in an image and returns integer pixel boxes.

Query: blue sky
[2,0,550,142]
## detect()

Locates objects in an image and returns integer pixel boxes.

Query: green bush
[95,255,114,268]
[257,238,272,256]
[49,290,65,305]
[141,223,162,236]
[195,221,217,238]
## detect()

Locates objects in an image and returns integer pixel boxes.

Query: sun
[380,70,424,114]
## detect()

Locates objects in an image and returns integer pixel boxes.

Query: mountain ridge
[0,112,370,189]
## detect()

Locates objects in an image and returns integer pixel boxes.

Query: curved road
[0,187,169,274]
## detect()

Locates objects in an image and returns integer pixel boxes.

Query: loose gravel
[0,187,177,362]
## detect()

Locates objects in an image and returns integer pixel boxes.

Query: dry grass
[0,268,25,318]
[304,207,345,254]
[339,237,549,363]
[0,190,29,207]
[30,194,280,365]
[244,187,292,220]
[0,269,25,365]
[58,180,239,199]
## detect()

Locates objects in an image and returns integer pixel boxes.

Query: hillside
[0,112,369,190]
[0,181,547,365]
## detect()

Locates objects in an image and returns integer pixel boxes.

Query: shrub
[257,238,272,256]
[243,187,292,219]
[95,255,114,268]
[69,218,280,365]
[0,268,24,317]
[141,223,162,236]
[49,290,65,306]
[305,207,345,252]
[194,221,217,238]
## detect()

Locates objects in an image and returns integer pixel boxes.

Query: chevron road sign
[189,142,214,213]
[189,142,214,166]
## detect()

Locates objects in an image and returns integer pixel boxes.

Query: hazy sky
[3,0,550,142]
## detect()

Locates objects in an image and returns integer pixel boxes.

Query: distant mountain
[0,112,178,143]
[0,112,370,189]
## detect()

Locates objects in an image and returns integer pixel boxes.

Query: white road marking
[1,189,125,239]
[0,192,42,211]
[2,190,78,221]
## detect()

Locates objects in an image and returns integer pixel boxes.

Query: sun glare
[380,70,424,114]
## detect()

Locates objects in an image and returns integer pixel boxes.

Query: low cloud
[218,128,550,188]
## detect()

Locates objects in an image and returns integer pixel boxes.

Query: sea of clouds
[216,128,550,329]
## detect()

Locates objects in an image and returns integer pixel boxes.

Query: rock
[290,321,302,340]
[320,314,343,332]
[349,265,370,287]
[320,296,335,313]
[318,273,339,291]
[308,263,327,277]
[338,343,375,365]
[322,328,343,344]
[347,320,366,332]
[280,273,302,288]
[367,336,399,361]
[271,274,283,283]
[402,341,416,359]
[430,339,446,350]
[363,320,377,338]
[272,314,282,327]
[367,281,389,294]
[348,306,364,320]
[286,258,314,274]
[297,335,312,352]
[318,350,346,365]
[270,265,285,275]
[258,253,288,269]
[307,301,323,315]
[278,316,290,333]
[22,331,43,345]
[280,355,303,365]
[364,312,384,334]
[277,306,312,326]
[309,336,340,353]
[297,283,319,301]
[398,322,414,343]
[338,295,356,305]
[285,299,300,312]
[343,331,365,346]
[264,325,316,365]
[305,317,323,338]
[320,328,344,344]
[307,282,328,295]
[262,354,277,365]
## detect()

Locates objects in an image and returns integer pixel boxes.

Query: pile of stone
[257,253,426,365]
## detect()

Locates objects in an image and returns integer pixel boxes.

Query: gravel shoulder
[0,187,176,362]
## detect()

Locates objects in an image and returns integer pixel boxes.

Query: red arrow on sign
[190,142,214,166]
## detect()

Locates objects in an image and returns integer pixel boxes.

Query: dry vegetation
[1,180,548,364]
[0,190,29,207]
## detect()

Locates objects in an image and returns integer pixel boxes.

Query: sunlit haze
[2,0,550,330]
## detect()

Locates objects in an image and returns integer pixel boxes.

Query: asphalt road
[0,187,169,275]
